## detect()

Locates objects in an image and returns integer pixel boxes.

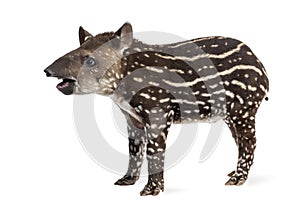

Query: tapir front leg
[140,110,174,196]
[115,116,146,186]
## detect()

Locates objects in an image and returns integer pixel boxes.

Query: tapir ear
[115,22,133,51]
[79,26,93,45]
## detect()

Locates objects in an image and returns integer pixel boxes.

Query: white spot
[211,44,219,48]
[144,53,150,58]
[133,48,142,52]
[225,90,235,98]
[184,110,191,114]
[115,73,120,79]
[133,77,143,83]
[148,148,155,153]
[151,124,157,129]
[248,85,257,91]
[246,51,253,56]
[230,102,235,109]
[140,93,150,99]
[151,97,157,101]
[242,112,249,118]
[149,81,160,86]
[208,99,215,104]
[236,95,244,104]
[151,109,157,114]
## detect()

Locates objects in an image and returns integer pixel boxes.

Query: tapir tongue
[56,79,75,95]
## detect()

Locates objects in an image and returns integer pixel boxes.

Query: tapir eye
[85,57,96,67]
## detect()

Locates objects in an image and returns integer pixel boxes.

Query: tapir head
[44,22,133,95]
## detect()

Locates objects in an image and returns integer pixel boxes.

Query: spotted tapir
[44,22,269,196]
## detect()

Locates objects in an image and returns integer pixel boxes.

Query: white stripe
[171,99,205,105]
[261,66,268,78]
[159,98,170,103]
[201,93,211,97]
[156,43,244,61]
[213,89,225,95]
[260,84,267,93]
[145,66,164,73]
[167,36,217,48]
[231,80,247,90]
[192,91,200,95]
[169,69,184,74]
[162,65,262,87]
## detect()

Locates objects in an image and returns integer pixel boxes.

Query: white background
[0,0,299,204]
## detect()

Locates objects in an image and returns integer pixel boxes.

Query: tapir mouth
[56,78,76,95]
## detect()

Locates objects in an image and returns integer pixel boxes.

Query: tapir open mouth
[56,78,76,95]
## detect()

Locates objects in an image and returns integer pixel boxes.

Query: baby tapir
[44,22,269,196]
